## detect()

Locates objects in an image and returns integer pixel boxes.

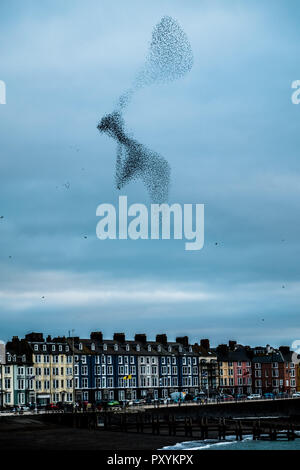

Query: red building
[252,346,297,395]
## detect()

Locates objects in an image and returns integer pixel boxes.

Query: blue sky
[1,0,300,346]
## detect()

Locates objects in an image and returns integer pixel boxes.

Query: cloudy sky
[1,0,300,346]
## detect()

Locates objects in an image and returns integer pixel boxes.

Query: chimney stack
[156,334,168,344]
[25,332,44,342]
[176,336,189,347]
[200,339,210,351]
[135,334,147,343]
[90,331,103,342]
[113,333,125,343]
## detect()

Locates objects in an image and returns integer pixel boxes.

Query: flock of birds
[0,16,291,318]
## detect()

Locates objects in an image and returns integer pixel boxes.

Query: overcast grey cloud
[1,0,300,346]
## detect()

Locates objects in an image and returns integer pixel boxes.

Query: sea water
[162,434,300,450]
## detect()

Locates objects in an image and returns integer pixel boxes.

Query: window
[81,356,87,364]
[126,344,130,352]
[91,343,95,351]
[107,377,114,387]
[95,378,101,388]
[114,344,118,351]
[148,345,151,352]
[34,345,38,351]
[5,393,11,404]
[118,356,123,364]
[103,343,107,351]
[5,378,11,389]
[52,345,55,351]
[136,344,140,352]
[79,343,83,350]
[43,345,47,351]
[82,378,88,388]
[59,345,62,352]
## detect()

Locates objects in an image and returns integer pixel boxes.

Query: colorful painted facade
[0,332,299,407]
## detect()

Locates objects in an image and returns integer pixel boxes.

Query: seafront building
[0,331,299,407]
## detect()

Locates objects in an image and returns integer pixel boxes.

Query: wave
[161,435,252,450]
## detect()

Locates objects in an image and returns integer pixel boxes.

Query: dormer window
[103,343,107,351]
[22,355,26,362]
[43,345,47,351]
[179,346,183,353]
[114,344,118,351]
[52,345,55,351]
[13,355,16,362]
[168,346,172,352]
[59,345,62,351]
[7,354,11,362]
[79,343,83,351]
[34,345,38,351]
[91,343,95,351]
[189,346,192,353]
[136,344,140,352]
[148,345,151,352]
[126,344,130,352]
[157,345,161,352]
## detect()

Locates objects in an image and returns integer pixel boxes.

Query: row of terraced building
[0,332,299,407]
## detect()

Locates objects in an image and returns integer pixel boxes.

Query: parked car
[107,400,120,407]
[45,403,59,411]
[222,394,234,401]
[264,393,275,399]
[277,392,289,398]
[235,394,247,400]
[247,394,262,400]
[133,399,142,405]
[292,392,300,398]
[193,396,204,403]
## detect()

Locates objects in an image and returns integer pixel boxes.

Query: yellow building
[26,333,74,406]
[218,361,234,393]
